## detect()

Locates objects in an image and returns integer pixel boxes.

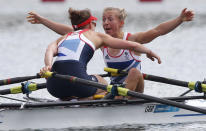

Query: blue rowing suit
[102,32,141,84]
[47,29,98,99]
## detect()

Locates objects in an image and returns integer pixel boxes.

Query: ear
[85,23,92,29]
[88,22,95,31]
[119,20,124,28]
[89,22,93,29]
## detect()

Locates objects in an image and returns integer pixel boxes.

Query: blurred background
[0,0,206,101]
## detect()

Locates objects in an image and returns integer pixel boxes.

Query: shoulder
[57,34,67,43]
[127,32,144,42]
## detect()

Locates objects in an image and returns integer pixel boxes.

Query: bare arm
[41,36,64,73]
[27,12,73,35]
[130,8,194,44]
[44,41,58,68]
[98,32,161,64]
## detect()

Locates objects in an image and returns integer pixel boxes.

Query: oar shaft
[0,74,41,86]
[0,89,10,95]
[143,74,189,87]
[54,74,107,90]
[104,67,189,87]
[50,72,206,114]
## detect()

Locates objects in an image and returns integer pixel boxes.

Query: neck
[113,31,124,39]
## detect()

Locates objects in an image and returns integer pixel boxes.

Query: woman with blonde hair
[28,7,193,95]
[40,8,161,99]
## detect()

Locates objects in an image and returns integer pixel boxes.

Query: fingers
[27,19,39,24]
[182,8,187,13]
[147,51,162,64]
[181,8,195,21]
[40,66,51,75]
[152,56,161,64]
[26,11,41,24]
[27,12,36,19]
[157,57,162,64]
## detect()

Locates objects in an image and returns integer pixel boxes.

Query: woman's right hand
[27,12,44,24]
[146,50,162,64]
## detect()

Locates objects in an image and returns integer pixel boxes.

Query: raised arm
[129,8,194,44]
[97,32,161,64]
[27,12,73,35]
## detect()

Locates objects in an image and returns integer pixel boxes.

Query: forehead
[103,10,119,18]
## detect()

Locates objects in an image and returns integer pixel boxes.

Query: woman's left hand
[146,50,162,64]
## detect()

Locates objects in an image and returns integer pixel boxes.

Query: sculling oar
[0,82,46,95]
[41,71,206,114]
[0,74,41,86]
[103,67,206,93]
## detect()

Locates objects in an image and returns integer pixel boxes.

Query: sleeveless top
[55,29,95,65]
[47,29,98,98]
[102,32,141,83]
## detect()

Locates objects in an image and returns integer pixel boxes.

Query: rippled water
[1,0,206,130]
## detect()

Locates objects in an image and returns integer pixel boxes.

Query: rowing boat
[0,97,206,130]
[0,68,206,130]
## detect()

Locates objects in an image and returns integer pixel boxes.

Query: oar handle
[0,73,41,86]
[103,67,206,92]
[0,83,46,95]
[104,67,127,76]
[104,67,188,86]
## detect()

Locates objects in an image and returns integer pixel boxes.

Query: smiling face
[102,10,124,38]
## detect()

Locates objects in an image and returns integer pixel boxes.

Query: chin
[105,31,113,35]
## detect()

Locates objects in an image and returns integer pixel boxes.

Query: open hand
[27,11,43,24]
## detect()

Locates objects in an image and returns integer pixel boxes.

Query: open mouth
[104,27,112,32]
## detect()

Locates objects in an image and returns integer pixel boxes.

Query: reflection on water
[9,122,206,131]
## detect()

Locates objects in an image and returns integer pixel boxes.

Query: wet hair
[103,7,127,21]
[68,8,91,30]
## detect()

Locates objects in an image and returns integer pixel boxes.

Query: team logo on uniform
[124,52,129,60]
[59,39,80,52]
[105,55,110,60]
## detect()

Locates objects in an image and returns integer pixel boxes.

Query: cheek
[112,22,121,29]
[108,22,118,29]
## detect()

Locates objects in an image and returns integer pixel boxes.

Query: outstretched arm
[98,32,161,64]
[130,8,194,44]
[27,12,73,35]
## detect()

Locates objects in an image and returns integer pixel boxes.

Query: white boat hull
[1,102,206,130]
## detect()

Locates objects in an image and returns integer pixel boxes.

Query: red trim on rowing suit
[79,29,95,51]
[72,16,97,29]
[129,50,141,62]
[106,48,125,58]
[126,33,141,62]
[126,33,132,40]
